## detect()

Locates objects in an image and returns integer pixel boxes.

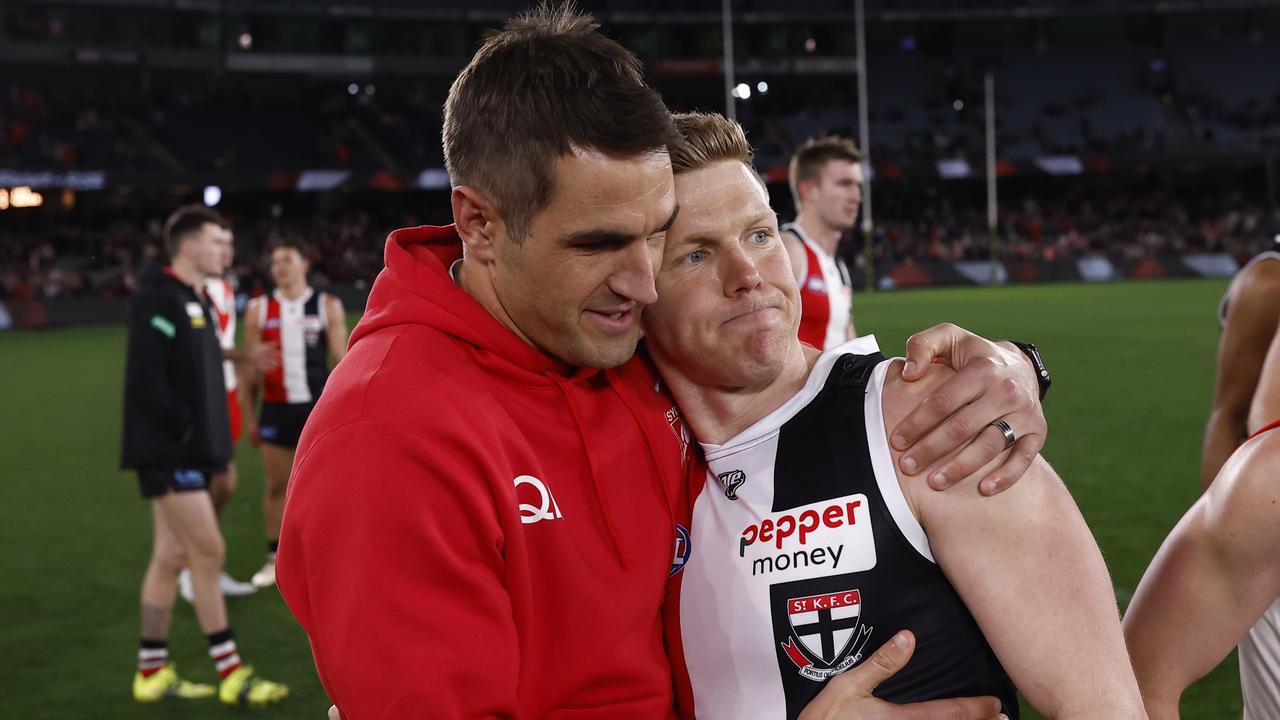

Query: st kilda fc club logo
[717,469,746,500]
[778,588,874,681]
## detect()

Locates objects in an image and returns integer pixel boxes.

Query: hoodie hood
[352,225,658,566]
[352,225,574,381]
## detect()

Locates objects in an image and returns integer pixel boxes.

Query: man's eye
[685,249,708,264]
[749,231,772,244]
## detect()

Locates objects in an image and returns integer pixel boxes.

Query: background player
[647,113,1142,720]
[242,240,347,588]
[782,136,862,349]
[1124,330,1280,718]
[122,205,288,706]
[1202,242,1280,488]
[178,225,271,600]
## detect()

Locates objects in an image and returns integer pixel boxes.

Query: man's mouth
[585,306,636,332]
[723,301,781,326]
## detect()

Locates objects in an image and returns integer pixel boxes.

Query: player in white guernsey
[1126,311,1280,720]
[782,136,861,350]
[242,241,347,588]
[644,113,1145,720]
[1203,246,1280,488]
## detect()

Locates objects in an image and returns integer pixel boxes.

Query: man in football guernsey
[122,205,288,706]
[1127,318,1280,719]
[1203,245,1280,487]
[782,136,861,349]
[1125,419,1280,718]
[644,113,1145,720]
[179,225,266,600]
[242,240,347,588]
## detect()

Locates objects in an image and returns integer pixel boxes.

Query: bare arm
[1123,432,1280,720]
[885,360,1146,720]
[325,294,348,366]
[1248,322,1280,432]
[1203,262,1280,488]
[223,344,279,373]
[241,297,264,446]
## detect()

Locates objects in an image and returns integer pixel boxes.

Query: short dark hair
[162,204,227,257]
[442,1,680,242]
[788,136,864,208]
[272,239,312,262]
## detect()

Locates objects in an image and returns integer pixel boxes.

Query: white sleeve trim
[864,358,935,563]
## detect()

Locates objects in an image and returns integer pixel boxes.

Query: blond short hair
[668,112,756,176]
[787,135,863,208]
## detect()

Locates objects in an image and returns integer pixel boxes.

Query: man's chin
[747,334,798,374]
[709,355,789,391]
[567,331,642,370]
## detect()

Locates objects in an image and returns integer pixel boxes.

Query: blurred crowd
[3,185,1276,305]
[5,36,1280,175]
[0,82,445,172]
[0,206,424,305]
[870,188,1279,266]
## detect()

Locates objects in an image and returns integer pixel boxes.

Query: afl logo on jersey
[718,469,746,500]
[514,475,563,525]
[806,276,828,295]
[670,524,691,576]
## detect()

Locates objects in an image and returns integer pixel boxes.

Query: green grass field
[0,278,1240,719]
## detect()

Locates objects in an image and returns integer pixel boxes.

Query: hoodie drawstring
[550,374,631,570]
[607,368,681,535]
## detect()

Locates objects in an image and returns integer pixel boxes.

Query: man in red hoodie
[278,6,1050,719]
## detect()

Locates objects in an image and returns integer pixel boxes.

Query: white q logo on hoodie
[514,475,563,525]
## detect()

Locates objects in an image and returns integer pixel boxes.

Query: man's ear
[796,178,816,206]
[452,186,504,264]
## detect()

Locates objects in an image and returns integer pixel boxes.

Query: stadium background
[1,0,1276,717]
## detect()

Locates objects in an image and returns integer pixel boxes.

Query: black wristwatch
[1010,341,1051,401]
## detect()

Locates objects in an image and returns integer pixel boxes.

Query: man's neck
[277,282,309,301]
[794,212,841,257]
[455,258,540,351]
[168,259,207,295]
[662,343,820,446]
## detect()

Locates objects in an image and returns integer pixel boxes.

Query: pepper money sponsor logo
[738,494,875,580]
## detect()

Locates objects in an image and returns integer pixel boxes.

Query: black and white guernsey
[672,337,1018,719]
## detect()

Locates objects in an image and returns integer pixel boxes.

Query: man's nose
[610,241,659,306]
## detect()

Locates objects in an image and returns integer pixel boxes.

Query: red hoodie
[277,225,691,719]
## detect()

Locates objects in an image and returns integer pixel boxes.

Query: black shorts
[138,467,210,499]
[258,402,316,448]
